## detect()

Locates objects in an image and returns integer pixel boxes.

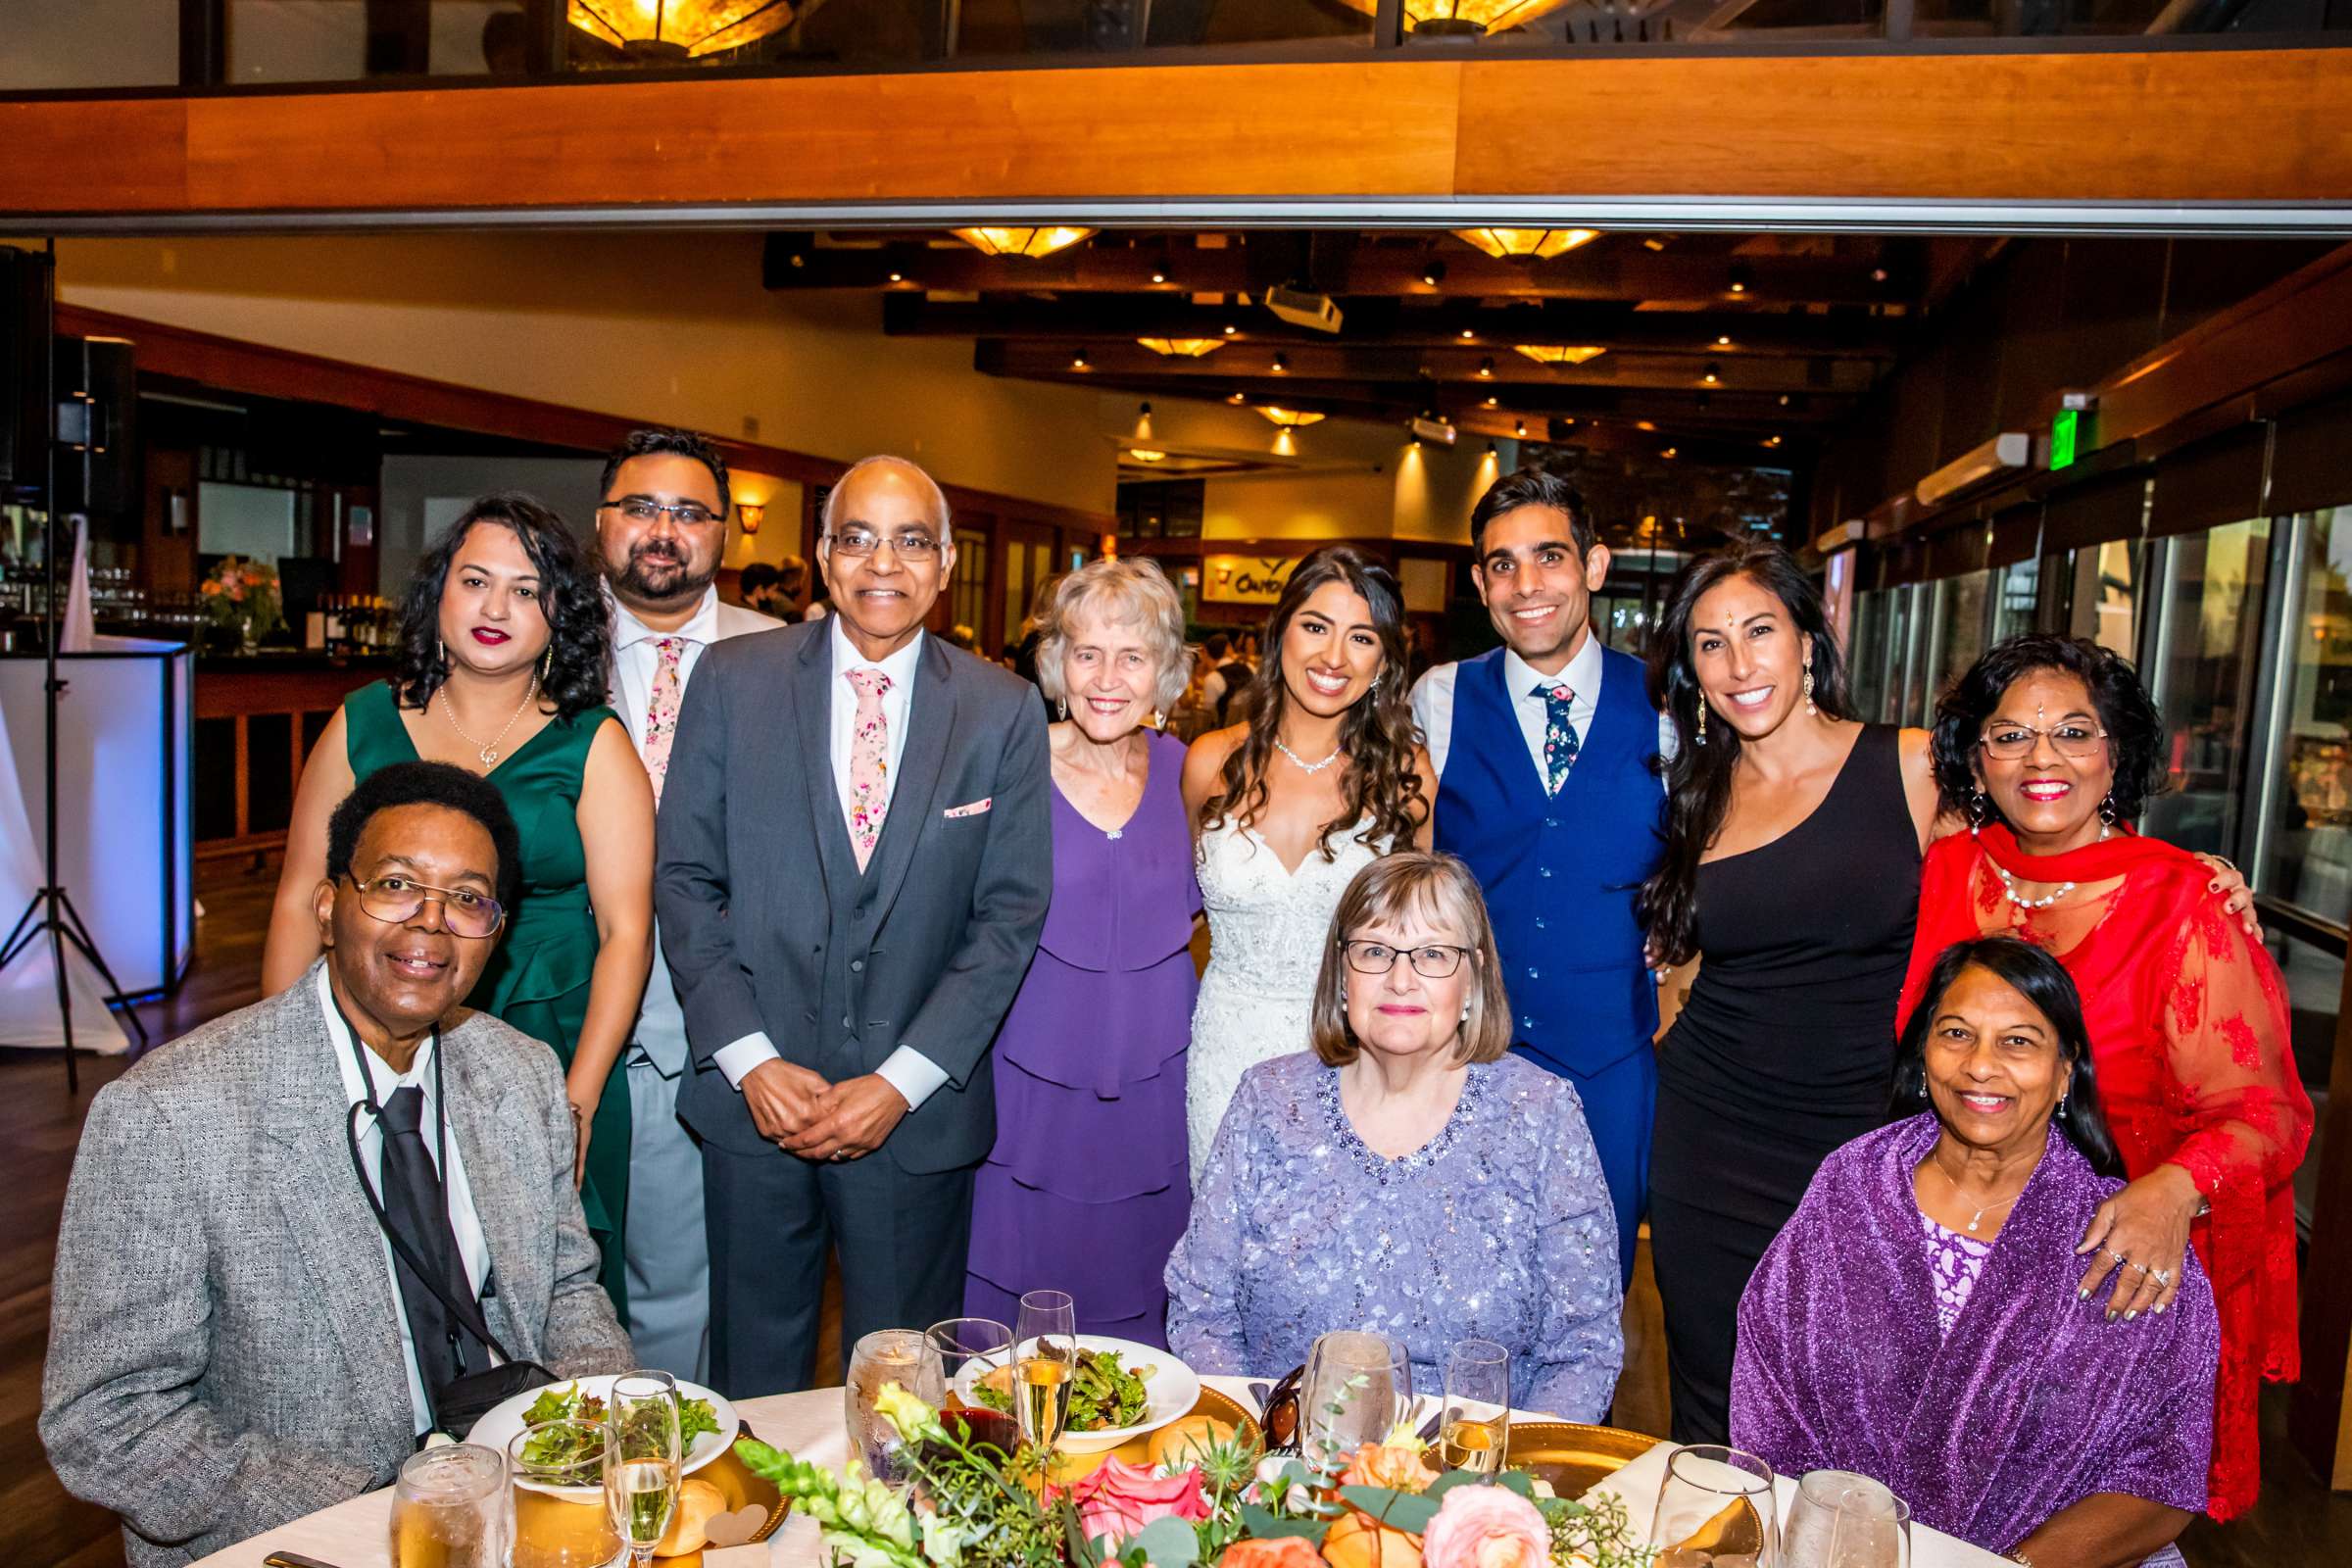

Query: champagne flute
[847,1328,948,1481]
[1300,1330,1412,1469]
[1651,1444,1780,1567]
[604,1371,682,1568]
[1784,1470,1910,1568]
[1439,1339,1511,1476]
[1012,1290,1079,1449]
[389,1443,509,1568]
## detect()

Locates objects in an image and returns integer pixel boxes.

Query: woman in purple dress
[964,559,1201,1347]
[1733,937,2217,1567]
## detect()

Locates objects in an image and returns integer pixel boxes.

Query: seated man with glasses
[42,760,633,1568]
[1165,851,1625,1421]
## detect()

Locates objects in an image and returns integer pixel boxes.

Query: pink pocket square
[944,798,993,818]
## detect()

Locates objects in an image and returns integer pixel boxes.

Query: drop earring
[1695,700,1708,748]
[1969,790,1989,838]
[2099,793,2118,826]
[1151,709,1165,729]
[1802,653,1817,715]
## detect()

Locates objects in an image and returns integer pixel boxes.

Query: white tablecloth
[192,1376,2007,1568]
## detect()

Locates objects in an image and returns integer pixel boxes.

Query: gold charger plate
[1502,1421,1661,1498]
[1041,1384,1264,1485]
[662,1422,790,1565]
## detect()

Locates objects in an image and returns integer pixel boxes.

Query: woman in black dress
[1638,542,1940,1444]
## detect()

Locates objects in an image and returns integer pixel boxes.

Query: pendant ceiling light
[1337,0,1571,35]
[1136,338,1227,358]
[952,226,1097,259]
[567,1,800,58]
[1513,344,1609,367]
[1255,407,1327,428]
[1451,227,1600,261]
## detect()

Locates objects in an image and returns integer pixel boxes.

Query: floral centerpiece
[199,556,283,650]
[734,1382,1655,1568]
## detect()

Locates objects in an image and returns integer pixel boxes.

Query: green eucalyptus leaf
[1337,1486,1440,1535]
[1126,1517,1201,1567]
[1424,1471,1480,1500]
[1239,1502,1332,1543]
[1494,1469,1535,1498]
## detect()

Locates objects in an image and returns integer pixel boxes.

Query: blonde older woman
[963,558,1201,1346]
[1165,852,1624,1418]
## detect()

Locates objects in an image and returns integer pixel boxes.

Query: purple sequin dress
[964,731,1200,1347]
[1164,1052,1624,1421]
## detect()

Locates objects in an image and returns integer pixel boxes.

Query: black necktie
[378,1084,480,1397]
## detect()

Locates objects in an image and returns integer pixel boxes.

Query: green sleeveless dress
[342,680,632,1316]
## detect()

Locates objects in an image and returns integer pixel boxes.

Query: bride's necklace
[440,673,540,766]
[1273,736,1343,774]
[1934,1156,2029,1234]
[1992,822,2111,909]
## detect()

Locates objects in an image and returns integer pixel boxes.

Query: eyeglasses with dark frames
[1339,939,1472,980]
[343,874,506,939]
[600,498,722,528]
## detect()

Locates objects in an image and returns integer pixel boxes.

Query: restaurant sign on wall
[1203,554,1301,605]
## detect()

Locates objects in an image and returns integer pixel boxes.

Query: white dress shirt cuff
[712,1033,780,1089]
[875,1047,950,1110]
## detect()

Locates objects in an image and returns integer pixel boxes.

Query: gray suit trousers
[622,1047,710,1382]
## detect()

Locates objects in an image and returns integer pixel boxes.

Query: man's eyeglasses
[1978,721,2109,761]
[344,874,506,939]
[601,498,721,529]
[1340,939,1472,979]
[827,526,942,561]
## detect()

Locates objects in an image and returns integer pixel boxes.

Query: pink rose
[1420,1486,1549,1568]
[1058,1457,1211,1547]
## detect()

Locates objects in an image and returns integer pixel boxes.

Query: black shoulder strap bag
[338,1009,557,1438]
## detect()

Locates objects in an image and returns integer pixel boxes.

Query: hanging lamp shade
[1136,337,1227,358]
[952,226,1097,260]
[567,1,799,57]
[1338,0,1571,34]
[1255,407,1327,427]
[1452,227,1599,260]
[1513,344,1608,367]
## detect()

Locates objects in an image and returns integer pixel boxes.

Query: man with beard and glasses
[594,427,782,1378]
[1409,466,1676,1285]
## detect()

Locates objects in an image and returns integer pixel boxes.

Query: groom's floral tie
[847,667,893,870]
[1537,682,1580,794]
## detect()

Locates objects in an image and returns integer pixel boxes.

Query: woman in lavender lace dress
[1164,853,1623,1421]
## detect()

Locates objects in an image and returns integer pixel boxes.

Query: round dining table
[190,1375,2006,1568]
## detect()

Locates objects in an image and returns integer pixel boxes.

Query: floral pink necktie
[846,666,893,870]
[641,636,686,806]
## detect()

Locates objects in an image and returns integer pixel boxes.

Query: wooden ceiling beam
[882,293,1902,358]
[768,235,1906,306]
[978,338,1876,394]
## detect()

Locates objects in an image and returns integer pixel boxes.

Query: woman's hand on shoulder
[2192,853,2261,938]
[2076,1162,2202,1323]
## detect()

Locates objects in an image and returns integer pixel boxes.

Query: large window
[1992,557,2039,644]
[1927,569,1990,710]
[2066,539,2142,658]
[2142,520,2272,857]
[2259,510,2352,924]
[1849,588,1893,722]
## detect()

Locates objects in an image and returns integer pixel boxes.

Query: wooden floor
[2,858,2343,1567]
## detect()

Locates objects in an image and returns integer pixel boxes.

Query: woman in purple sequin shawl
[1732,937,2218,1566]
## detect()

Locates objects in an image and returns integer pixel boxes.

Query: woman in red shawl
[1900,632,2312,1523]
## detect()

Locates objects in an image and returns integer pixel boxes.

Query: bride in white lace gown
[1180,547,1435,1180]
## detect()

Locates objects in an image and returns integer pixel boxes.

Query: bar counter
[192,649,391,858]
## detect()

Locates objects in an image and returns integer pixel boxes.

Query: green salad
[516,1382,721,1482]
[975,1348,1153,1433]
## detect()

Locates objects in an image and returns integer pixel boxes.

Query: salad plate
[954,1334,1201,1455]
[466,1374,739,1477]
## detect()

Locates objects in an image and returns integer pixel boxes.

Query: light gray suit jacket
[40,968,636,1568]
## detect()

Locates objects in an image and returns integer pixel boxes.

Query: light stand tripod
[0,241,149,1092]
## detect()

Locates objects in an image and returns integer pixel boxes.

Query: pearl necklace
[1992,823,2111,909]
[1273,737,1343,774]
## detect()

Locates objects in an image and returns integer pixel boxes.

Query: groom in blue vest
[1411,467,1669,1284]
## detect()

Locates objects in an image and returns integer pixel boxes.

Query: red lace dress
[1900,824,2313,1522]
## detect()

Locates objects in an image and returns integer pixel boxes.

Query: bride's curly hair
[1200,545,1426,860]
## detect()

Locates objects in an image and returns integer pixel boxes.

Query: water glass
[508,1419,621,1568]
[1012,1290,1081,1448]
[1783,1470,1910,1568]
[847,1328,949,1479]
[1651,1444,1780,1566]
[1300,1330,1412,1469]
[927,1316,1014,1395]
[388,1443,510,1568]
[1440,1339,1511,1476]
[605,1370,682,1568]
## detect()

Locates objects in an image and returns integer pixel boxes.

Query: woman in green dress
[266,493,655,1314]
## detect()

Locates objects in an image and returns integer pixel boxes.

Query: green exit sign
[2050,408,2081,471]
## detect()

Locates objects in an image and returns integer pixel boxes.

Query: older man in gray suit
[42,762,632,1567]
[659,454,1052,1397]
